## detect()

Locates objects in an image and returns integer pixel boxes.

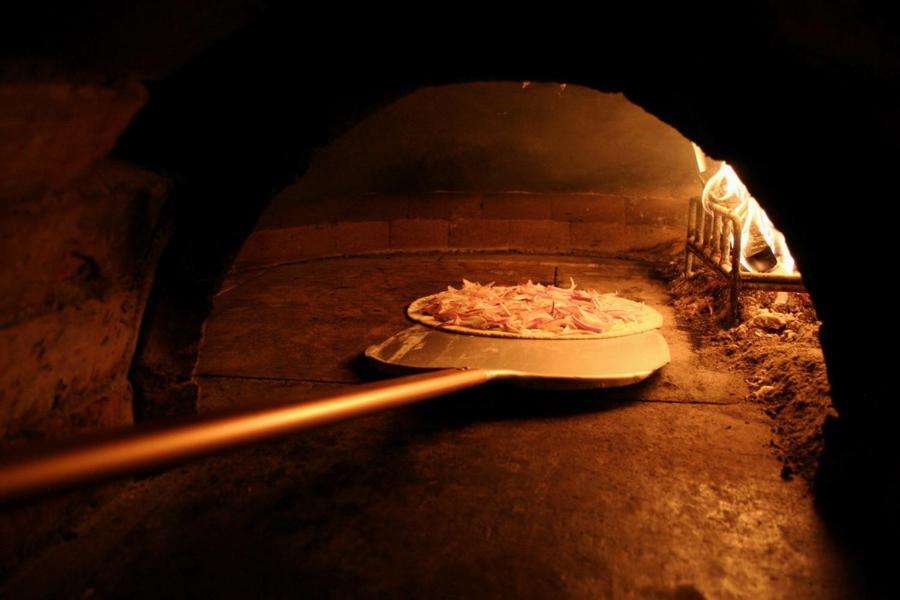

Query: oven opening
[208,80,822,479]
[2,9,898,596]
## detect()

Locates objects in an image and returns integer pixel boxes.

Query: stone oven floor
[1,253,859,598]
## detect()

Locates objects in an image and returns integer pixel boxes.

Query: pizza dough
[407,279,663,340]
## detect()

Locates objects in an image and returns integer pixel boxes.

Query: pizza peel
[0,317,668,503]
[365,324,670,389]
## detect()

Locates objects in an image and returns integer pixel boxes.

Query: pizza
[407,279,663,339]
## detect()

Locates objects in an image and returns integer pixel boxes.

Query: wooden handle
[0,368,492,503]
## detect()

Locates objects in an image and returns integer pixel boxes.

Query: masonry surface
[0,254,861,598]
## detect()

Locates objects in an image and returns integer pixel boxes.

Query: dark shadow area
[392,383,639,430]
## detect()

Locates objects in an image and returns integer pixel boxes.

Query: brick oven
[1,3,899,597]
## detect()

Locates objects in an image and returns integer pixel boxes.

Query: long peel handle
[0,368,491,503]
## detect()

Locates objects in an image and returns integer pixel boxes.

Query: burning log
[700,162,796,275]
[686,145,804,322]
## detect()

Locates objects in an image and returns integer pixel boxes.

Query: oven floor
[1,254,859,598]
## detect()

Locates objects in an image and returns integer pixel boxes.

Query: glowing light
[701,162,797,274]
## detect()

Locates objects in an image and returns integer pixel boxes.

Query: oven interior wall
[237,83,697,269]
[0,84,170,443]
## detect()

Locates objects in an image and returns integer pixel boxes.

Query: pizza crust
[407,293,663,340]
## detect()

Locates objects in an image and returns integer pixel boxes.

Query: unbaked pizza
[407,279,663,339]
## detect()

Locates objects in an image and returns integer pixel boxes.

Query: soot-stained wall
[0,82,168,442]
[270,83,698,200]
[241,84,698,268]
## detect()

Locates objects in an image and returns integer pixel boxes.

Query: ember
[668,268,831,484]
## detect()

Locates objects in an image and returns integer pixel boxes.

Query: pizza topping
[415,278,649,337]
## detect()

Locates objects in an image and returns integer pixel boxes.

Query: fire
[701,162,797,274]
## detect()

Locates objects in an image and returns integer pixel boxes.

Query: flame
[775,231,796,273]
[701,162,797,274]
